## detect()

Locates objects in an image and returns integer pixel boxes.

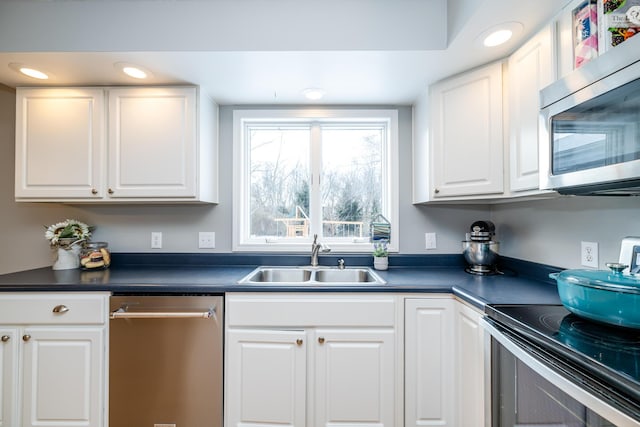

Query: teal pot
[550,264,640,329]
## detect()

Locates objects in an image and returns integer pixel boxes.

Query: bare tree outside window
[247,125,383,242]
[249,127,310,239]
[321,127,382,239]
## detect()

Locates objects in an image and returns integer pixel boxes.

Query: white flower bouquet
[45,219,92,248]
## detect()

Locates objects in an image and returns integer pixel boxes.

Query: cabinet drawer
[0,293,108,325]
[227,293,397,327]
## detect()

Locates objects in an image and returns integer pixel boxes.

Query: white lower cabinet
[0,293,108,427]
[0,327,18,427]
[225,293,399,427]
[404,297,455,427]
[226,329,307,427]
[455,299,488,427]
[314,328,396,427]
[226,293,489,427]
[404,297,489,427]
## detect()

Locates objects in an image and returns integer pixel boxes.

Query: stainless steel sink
[237,266,386,286]
[314,268,379,283]
[243,268,313,283]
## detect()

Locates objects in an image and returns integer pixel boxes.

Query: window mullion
[309,123,323,237]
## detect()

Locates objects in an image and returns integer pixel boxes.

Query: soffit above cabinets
[0,0,571,104]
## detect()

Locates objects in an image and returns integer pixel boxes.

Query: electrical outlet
[198,231,215,249]
[151,232,162,249]
[425,232,437,249]
[581,241,598,268]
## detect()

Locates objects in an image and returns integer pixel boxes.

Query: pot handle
[548,272,559,281]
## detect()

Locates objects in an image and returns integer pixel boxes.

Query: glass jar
[79,242,111,270]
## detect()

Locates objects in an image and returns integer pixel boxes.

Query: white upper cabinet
[14,88,105,200]
[15,86,218,203]
[507,24,555,193]
[415,61,505,202]
[413,24,563,203]
[431,61,504,199]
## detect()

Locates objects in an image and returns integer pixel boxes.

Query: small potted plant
[372,240,389,270]
[45,219,92,270]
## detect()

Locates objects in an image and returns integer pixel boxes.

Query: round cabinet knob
[108,188,114,195]
[296,339,303,346]
[434,188,440,194]
[23,334,31,342]
[1,335,9,342]
[91,188,98,195]
[318,337,325,344]
[53,304,69,314]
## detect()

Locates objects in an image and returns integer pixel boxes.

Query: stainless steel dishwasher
[109,295,223,427]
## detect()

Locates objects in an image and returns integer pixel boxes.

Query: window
[233,109,398,252]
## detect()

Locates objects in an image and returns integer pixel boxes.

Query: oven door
[482,317,640,427]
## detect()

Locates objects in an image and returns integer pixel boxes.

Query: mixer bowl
[462,241,499,267]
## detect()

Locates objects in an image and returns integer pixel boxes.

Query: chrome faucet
[310,234,330,267]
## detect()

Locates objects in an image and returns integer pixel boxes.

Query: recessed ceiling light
[484,29,513,47]
[114,62,153,79]
[8,63,50,80]
[477,22,523,48]
[302,88,326,100]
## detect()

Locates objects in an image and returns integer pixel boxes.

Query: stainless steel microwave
[539,37,640,196]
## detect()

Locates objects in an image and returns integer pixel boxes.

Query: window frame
[232,108,399,253]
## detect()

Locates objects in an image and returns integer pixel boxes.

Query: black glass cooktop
[486,304,640,405]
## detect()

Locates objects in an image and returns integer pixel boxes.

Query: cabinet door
[0,329,18,427]
[107,87,197,199]
[314,328,396,427]
[455,302,488,427]
[405,298,455,427]
[430,62,504,198]
[226,329,307,427]
[508,25,555,192]
[21,327,104,427]
[15,88,105,199]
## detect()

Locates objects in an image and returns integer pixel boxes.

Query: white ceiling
[0,0,571,105]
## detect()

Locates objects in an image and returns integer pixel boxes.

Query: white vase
[53,245,81,270]
[373,256,388,271]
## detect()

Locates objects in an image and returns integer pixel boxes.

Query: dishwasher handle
[110,305,214,320]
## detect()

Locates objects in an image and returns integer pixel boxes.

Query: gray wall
[491,197,640,269]
[0,92,486,274]
[2,86,637,274]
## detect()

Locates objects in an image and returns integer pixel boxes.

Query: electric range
[485,304,640,420]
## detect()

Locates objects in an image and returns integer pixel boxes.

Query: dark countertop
[0,254,563,310]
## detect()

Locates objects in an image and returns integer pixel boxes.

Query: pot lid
[551,263,640,294]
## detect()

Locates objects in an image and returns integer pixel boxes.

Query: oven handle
[480,317,640,427]
[110,306,214,320]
